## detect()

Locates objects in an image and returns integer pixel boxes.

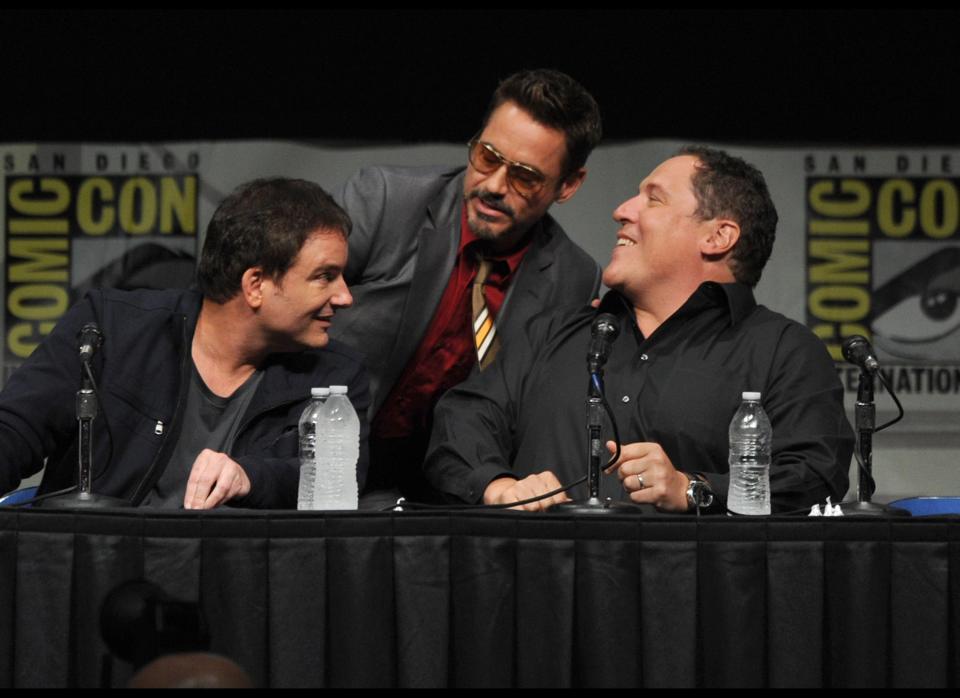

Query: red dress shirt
[373,208,531,440]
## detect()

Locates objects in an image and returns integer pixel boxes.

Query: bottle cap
[742,391,761,401]
[329,385,349,395]
[311,387,330,397]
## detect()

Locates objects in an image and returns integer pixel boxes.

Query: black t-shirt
[142,363,263,508]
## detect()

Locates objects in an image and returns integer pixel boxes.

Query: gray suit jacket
[330,165,602,417]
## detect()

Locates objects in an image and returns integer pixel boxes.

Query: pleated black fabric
[0,509,956,688]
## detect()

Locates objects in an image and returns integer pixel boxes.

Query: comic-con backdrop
[2,141,957,498]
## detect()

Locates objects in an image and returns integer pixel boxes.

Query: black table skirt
[1,508,957,688]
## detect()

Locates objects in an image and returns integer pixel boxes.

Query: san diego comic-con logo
[4,170,199,372]
[805,153,960,395]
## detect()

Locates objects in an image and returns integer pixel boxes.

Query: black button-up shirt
[425,282,852,513]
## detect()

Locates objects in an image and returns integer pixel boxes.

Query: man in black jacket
[0,178,368,509]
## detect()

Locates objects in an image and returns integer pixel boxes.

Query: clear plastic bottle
[314,385,359,510]
[297,387,329,510]
[727,391,772,515]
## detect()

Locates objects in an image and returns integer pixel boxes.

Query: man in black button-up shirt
[424,146,853,513]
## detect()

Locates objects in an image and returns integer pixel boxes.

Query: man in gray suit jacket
[331,69,603,502]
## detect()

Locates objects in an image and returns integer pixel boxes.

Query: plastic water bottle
[727,391,772,515]
[314,385,359,510]
[297,387,329,510]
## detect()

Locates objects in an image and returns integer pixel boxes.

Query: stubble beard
[465,189,530,249]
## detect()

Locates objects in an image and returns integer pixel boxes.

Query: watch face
[689,480,714,509]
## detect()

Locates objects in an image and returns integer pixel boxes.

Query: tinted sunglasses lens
[508,166,544,197]
[470,141,501,173]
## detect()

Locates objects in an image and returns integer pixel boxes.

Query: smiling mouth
[615,238,637,247]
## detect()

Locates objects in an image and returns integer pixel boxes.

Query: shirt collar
[597,281,757,337]
[716,281,757,324]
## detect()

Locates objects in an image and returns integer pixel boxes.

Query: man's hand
[183,449,251,510]
[483,472,570,512]
[604,441,689,511]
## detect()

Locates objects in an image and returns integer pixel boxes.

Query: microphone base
[552,497,651,515]
[40,491,132,509]
[839,500,910,517]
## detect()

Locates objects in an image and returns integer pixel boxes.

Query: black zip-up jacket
[0,288,370,507]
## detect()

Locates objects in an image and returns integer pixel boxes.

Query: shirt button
[640,354,648,361]
[622,395,630,403]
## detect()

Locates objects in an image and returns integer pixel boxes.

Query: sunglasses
[467,138,550,199]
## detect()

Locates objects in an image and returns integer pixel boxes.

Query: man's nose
[332,278,353,308]
[484,163,511,196]
[612,195,639,223]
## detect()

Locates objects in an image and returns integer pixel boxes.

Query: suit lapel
[373,174,462,414]
[496,218,556,344]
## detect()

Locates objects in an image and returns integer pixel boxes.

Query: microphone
[587,313,620,373]
[78,323,103,363]
[41,318,131,510]
[552,311,636,514]
[842,334,880,373]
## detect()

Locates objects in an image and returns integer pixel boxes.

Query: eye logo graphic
[871,245,960,362]
[806,173,960,366]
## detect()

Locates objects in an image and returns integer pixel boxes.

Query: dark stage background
[4,9,959,145]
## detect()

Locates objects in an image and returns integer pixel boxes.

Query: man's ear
[554,168,587,204]
[701,219,740,256]
[241,267,266,309]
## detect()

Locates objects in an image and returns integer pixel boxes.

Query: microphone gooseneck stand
[552,371,618,514]
[839,335,907,517]
[42,325,130,509]
[553,313,645,515]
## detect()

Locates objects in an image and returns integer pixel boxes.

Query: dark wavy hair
[483,68,602,178]
[197,178,351,303]
[678,146,778,287]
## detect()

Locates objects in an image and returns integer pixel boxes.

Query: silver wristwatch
[685,473,714,510]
